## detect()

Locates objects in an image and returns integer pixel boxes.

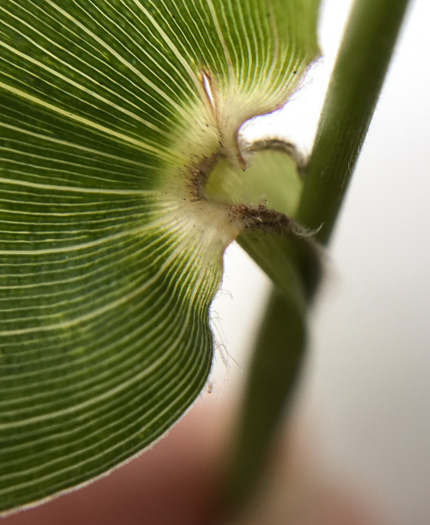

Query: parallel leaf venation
[0,0,319,512]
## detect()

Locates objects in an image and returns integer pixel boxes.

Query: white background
[210,1,430,524]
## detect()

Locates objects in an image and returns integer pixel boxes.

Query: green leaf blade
[0,0,320,512]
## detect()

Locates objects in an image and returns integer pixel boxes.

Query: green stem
[223,0,411,515]
[222,283,306,512]
[298,0,411,244]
